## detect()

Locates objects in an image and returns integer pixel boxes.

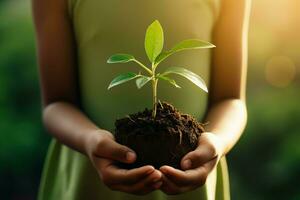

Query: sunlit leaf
[158,74,181,88]
[144,20,164,63]
[136,75,152,89]
[107,54,135,63]
[107,72,140,89]
[155,39,215,65]
[161,67,208,92]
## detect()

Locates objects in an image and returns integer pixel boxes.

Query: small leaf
[171,39,215,52]
[144,20,164,63]
[136,76,152,89]
[155,39,215,64]
[158,75,181,88]
[161,67,208,92]
[108,72,140,90]
[107,54,135,63]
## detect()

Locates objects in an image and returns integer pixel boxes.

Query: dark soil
[114,101,205,170]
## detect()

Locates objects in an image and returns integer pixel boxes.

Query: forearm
[42,101,104,155]
[203,98,247,156]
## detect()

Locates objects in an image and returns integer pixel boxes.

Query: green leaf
[161,67,208,92]
[108,72,140,90]
[144,20,164,63]
[136,75,152,89]
[158,74,181,88]
[107,54,135,63]
[155,39,215,65]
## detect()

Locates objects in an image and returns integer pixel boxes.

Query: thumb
[180,146,213,170]
[97,136,136,164]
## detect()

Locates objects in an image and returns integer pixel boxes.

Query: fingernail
[146,167,155,175]
[146,169,154,175]
[159,166,168,174]
[126,152,136,161]
[152,181,163,189]
[160,168,167,174]
[152,177,161,183]
[182,159,191,169]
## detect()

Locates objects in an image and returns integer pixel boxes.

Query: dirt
[114,101,205,170]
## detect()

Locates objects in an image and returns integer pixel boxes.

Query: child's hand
[86,130,163,195]
[159,132,225,195]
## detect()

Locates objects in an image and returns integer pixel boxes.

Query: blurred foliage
[0,0,50,199]
[229,86,300,200]
[0,0,299,199]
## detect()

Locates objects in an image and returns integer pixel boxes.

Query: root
[158,99,164,109]
[126,115,136,123]
[178,129,182,145]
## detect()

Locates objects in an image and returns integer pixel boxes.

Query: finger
[160,174,183,195]
[160,165,207,187]
[110,170,163,195]
[181,144,217,170]
[160,174,198,195]
[203,157,218,174]
[95,157,155,185]
[96,135,137,163]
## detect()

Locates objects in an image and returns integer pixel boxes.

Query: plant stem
[152,77,158,118]
[133,59,153,75]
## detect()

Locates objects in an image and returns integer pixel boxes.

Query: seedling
[107,20,215,118]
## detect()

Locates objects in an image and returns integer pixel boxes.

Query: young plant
[107,20,215,118]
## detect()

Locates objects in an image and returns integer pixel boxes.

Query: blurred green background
[0,0,299,199]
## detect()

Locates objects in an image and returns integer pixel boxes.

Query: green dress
[38,0,230,199]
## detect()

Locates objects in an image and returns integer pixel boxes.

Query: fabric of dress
[38,0,230,199]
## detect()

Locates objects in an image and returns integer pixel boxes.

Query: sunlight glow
[265,56,296,88]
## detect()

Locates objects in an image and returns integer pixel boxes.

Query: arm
[32,0,162,194]
[159,0,251,194]
[205,0,251,155]
[202,0,251,156]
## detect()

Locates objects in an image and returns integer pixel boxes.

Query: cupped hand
[86,130,163,195]
[159,132,225,195]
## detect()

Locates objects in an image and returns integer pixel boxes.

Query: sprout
[106,20,215,118]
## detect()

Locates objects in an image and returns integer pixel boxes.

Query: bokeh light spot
[265,56,296,88]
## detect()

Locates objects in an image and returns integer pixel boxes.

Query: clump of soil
[114,101,205,170]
